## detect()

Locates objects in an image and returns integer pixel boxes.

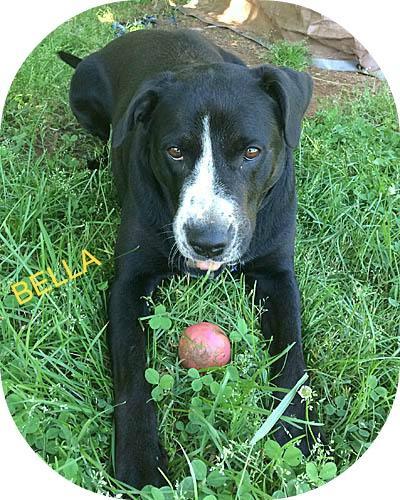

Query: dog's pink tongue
[195,260,222,271]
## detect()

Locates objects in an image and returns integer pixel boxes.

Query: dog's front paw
[272,401,326,456]
[116,439,169,490]
[273,421,324,457]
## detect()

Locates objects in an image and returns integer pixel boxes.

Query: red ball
[178,322,231,369]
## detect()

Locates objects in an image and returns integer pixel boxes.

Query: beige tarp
[181,0,380,71]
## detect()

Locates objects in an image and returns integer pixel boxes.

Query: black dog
[59,29,317,489]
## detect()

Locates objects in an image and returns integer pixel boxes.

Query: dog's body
[59,29,317,489]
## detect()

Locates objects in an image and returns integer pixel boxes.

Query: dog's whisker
[159,227,174,235]
[168,241,180,270]
[167,244,175,270]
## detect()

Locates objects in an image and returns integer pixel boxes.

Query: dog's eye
[167,147,183,160]
[244,147,261,160]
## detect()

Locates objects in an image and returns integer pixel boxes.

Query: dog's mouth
[186,258,223,272]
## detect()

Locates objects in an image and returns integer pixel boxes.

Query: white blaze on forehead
[180,115,234,221]
[187,115,214,219]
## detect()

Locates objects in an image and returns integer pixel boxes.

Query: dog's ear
[251,65,313,149]
[112,72,175,148]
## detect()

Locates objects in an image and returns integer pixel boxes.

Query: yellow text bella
[10,249,102,305]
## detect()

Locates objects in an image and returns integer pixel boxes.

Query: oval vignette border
[0,1,399,500]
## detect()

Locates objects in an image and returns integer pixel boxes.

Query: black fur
[59,29,319,489]
[58,50,82,68]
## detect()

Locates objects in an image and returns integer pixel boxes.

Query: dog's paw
[273,419,326,457]
[116,440,169,490]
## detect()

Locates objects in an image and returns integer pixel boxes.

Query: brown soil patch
[155,9,381,115]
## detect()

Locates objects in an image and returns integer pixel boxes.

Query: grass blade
[249,373,308,446]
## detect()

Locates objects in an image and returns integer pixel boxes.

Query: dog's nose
[187,225,232,258]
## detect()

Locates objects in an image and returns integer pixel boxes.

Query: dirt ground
[153,8,381,116]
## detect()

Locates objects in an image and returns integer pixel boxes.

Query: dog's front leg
[108,274,168,489]
[249,269,321,454]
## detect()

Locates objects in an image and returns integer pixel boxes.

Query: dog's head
[113,63,312,271]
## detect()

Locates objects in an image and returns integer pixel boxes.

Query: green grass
[267,40,311,71]
[1,1,399,499]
